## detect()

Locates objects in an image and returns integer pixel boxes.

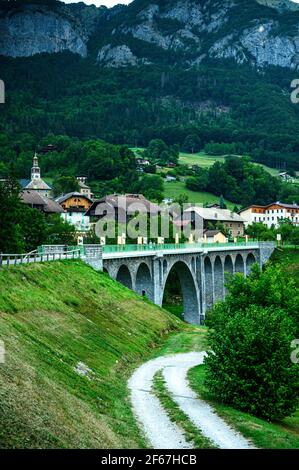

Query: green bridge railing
[102,241,260,254]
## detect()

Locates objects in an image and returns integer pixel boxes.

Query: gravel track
[128,352,254,449]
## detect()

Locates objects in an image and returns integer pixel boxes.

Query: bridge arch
[235,254,245,275]
[163,261,199,324]
[136,262,154,301]
[224,255,234,275]
[214,256,224,301]
[246,253,257,276]
[116,265,133,290]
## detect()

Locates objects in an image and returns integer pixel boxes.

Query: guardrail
[0,249,81,268]
[102,241,259,254]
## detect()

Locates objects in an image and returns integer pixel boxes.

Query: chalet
[21,190,64,215]
[56,192,93,232]
[239,202,299,229]
[85,194,161,225]
[20,154,52,197]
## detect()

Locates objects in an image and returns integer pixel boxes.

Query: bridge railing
[102,241,260,254]
[0,248,82,268]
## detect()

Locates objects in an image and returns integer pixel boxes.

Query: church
[20,154,52,197]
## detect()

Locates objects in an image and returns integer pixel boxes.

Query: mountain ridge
[1,0,299,70]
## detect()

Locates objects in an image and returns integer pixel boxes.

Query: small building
[239,202,299,229]
[21,154,52,197]
[21,190,64,215]
[165,175,176,182]
[136,158,150,166]
[40,144,58,154]
[166,162,177,168]
[56,192,93,232]
[203,230,227,244]
[278,172,294,183]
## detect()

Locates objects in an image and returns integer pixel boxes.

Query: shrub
[205,304,299,420]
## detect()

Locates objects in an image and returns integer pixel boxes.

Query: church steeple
[31,153,41,180]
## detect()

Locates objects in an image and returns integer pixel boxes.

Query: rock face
[97,44,145,67]
[0,2,102,58]
[1,0,299,71]
[95,0,299,70]
[209,21,299,69]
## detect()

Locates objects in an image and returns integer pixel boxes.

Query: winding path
[128,352,254,449]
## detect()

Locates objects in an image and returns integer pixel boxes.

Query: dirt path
[128,352,254,449]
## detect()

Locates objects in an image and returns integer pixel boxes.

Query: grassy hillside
[0,260,180,449]
[179,151,281,177]
[163,180,235,208]
[178,152,225,168]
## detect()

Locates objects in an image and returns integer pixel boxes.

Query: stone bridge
[95,242,275,324]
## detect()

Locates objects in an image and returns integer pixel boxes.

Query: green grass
[154,328,208,357]
[179,151,282,178]
[163,304,184,320]
[188,366,299,449]
[0,260,181,449]
[179,151,225,168]
[153,371,216,449]
[163,180,235,208]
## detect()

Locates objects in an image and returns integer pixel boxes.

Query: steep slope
[0,260,179,448]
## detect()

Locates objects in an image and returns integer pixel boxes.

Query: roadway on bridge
[128,352,254,449]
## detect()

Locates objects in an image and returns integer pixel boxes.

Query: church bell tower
[31,153,41,180]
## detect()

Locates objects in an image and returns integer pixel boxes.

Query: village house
[239,201,299,229]
[175,207,245,238]
[20,154,52,197]
[55,192,93,232]
[21,190,64,215]
[85,194,161,226]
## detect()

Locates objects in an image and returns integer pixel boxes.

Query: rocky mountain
[1,0,299,70]
[0,0,105,57]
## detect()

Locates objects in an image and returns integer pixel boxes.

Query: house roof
[21,190,65,214]
[78,180,90,190]
[55,192,93,204]
[239,201,299,213]
[184,207,245,223]
[19,179,31,189]
[86,194,161,217]
[204,229,225,237]
[24,178,52,191]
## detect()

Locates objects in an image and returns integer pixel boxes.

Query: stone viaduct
[89,242,276,325]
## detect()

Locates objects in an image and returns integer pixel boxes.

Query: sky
[62,0,132,7]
